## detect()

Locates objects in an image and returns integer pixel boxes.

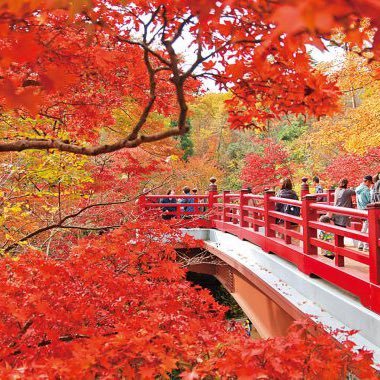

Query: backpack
[283,204,301,217]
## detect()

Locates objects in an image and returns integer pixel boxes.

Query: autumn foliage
[0,0,380,378]
[241,138,294,192]
[323,147,380,186]
[0,1,378,155]
[0,220,376,379]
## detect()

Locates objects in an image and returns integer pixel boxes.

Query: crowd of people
[275,174,380,254]
[142,174,380,252]
[160,186,198,220]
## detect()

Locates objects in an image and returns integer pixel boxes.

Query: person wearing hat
[356,175,374,251]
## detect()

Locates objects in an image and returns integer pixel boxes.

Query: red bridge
[140,178,380,315]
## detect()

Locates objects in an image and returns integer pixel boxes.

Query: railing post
[239,189,249,229]
[194,196,199,214]
[327,188,335,205]
[208,177,218,225]
[263,190,276,240]
[300,194,318,274]
[368,203,380,284]
[302,194,318,256]
[301,177,309,198]
[222,190,230,225]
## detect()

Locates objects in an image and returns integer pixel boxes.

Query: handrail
[310,202,368,218]
[139,190,380,314]
[146,195,208,199]
[270,196,302,207]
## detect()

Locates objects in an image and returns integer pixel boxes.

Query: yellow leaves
[294,55,380,175]
[41,204,58,213]
[21,150,93,187]
[4,202,24,216]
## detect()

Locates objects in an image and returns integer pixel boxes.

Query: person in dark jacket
[333,178,355,227]
[275,178,300,226]
[275,178,299,213]
[180,186,194,210]
[161,189,177,220]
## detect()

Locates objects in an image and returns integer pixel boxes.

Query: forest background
[164,52,380,193]
[4,51,380,254]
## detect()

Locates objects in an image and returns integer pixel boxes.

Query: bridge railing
[140,194,214,227]
[140,185,380,314]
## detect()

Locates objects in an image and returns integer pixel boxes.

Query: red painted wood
[327,189,335,204]
[308,221,368,242]
[269,223,303,240]
[244,216,265,227]
[264,190,276,243]
[368,203,380,284]
[222,190,230,224]
[302,195,318,263]
[141,189,380,314]
[240,190,249,229]
[310,238,370,266]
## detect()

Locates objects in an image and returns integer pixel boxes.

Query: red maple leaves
[241,138,294,192]
[0,0,378,154]
[0,220,376,378]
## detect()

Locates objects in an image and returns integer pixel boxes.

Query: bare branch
[176,249,226,268]
[3,176,173,253]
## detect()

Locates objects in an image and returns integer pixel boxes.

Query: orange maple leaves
[0,0,378,151]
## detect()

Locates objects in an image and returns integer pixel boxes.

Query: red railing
[140,189,380,314]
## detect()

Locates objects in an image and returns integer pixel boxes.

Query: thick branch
[0,126,186,155]
[127,21,158,141]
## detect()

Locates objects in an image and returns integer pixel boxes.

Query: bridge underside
[188,260,296,338]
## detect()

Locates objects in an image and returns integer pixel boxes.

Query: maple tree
[162,154,224,193]
[322,147,380,186]
[289,55,380,183]
[0,1,379,378]
[241,137,294,193]
[0,148,165,254]
[0,1,378,156]
[0,221,376,379]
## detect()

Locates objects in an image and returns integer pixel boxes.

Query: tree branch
[3,177,173,253]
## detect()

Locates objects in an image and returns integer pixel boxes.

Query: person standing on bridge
[161,189,177,220]
[180,186,194,218]
[356,175,373,251]
[313,176,324,202]
[332,178,355,228]
[275,178,300,224]
[372,173,380,202]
